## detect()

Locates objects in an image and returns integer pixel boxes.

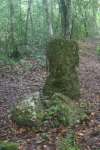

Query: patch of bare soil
[0,64,46,140]
[79,40,100,103]
[77,39,100,150]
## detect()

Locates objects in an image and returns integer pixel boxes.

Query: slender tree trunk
[70,17,74,39]
[25,0,33,44]
[19,0,23,44]
[92,0,98,32]
[81,10,88,37]
[43,0,53,37]
[59,0,71,39]
[30,12,34,44]
[49,0,53,36]
[9,0,15,49]
[8,0,19,58]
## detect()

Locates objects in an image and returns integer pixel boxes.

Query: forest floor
[0,38,100,150]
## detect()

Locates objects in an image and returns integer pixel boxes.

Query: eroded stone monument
[43,38,80,100]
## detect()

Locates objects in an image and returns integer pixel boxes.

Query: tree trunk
[25,0,33,45]
[19,0,23,44]
[59,0,71,39]
[43,39,80,100]
[92,0,98,32]
[43,0,53,37]
[9,0,15,49]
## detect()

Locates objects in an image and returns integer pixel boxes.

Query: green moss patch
[43,38,80,100]
[37,93,88,128]
[96,45,100,56]
[10,99,37,128]
[57,130,80,150]
[0,141,18,150]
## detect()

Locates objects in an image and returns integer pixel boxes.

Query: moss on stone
[43,38,80,100]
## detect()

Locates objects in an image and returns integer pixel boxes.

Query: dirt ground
[0,38,100,150]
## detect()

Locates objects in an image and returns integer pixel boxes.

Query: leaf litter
[0,38,100,150]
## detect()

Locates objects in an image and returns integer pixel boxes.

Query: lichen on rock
[43,38,80,100]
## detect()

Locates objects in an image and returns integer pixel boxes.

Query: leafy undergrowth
[96,45,100,57]
[10,93,88,131]
[0,141,18,150]
[0,52,17,65]
[57,130,80,150]
[9,93,89,149]
[0,48,46,72]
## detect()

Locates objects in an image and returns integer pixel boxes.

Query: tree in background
[59,0,71,39]
[0,0,99,60]
[71,0,99,39]
[25,0,33,45]
[43,0,53,37]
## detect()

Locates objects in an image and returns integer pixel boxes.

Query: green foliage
[11,93,88,130]
[96,46,100,56]
[71,0,99,39]
[0,52,17,65]
[37,96,69,128]
[32,49,46,67]
[43,39,80,99]
[0,141,18,150]
[10,99,37,128]
[38,93,88,128]
[0,0,99,63]
[57,130,80,150]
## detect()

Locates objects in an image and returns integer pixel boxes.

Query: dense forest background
[0,0,100,62]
